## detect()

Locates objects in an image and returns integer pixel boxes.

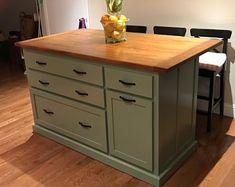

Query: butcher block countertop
[16,29,222,72]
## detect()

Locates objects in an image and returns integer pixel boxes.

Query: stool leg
[219,66,225,116]
[207,73,215,132]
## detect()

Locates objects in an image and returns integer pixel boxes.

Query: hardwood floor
[0,61,235,187]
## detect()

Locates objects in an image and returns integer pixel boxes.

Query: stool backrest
[126,25,147,33]
[190,28,232,54]
[153,26,186,36]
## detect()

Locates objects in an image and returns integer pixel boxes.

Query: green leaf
[106,0,123,13]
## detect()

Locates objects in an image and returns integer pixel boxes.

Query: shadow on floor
[163,114,234,187]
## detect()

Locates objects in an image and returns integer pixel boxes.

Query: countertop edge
[15,33,222,73]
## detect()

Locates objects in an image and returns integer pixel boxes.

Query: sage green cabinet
[24,49,198,187]
[106,90,153,171]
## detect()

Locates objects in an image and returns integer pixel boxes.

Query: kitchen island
[16,29,221,186]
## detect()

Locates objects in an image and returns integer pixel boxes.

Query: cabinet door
[106,90,153,171]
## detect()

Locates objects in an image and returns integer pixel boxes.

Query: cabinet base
[33,124,197,186]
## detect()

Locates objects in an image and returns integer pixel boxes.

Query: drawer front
[28,70,105,107]
[105,68,153,98]
[106,90,153,170]
[33,93,107,152]
[24,50,103,86]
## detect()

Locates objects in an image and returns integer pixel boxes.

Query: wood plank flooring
[0,62,235,187]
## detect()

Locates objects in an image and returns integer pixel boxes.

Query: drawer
[28,70,105,108]
[24,50,103,86]
[105,68,153,98]
[32,92,107,152]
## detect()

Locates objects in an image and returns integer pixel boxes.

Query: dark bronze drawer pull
[36,61,47,65]
[120,96,136,103]
[75,90,88,96]
[79,122,92,128]
[73,69,87,75]
[43,109,54,115]
[119,80,136,86]
[38,80,50,85]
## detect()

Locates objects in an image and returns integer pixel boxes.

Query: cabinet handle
[75,90,88,96]
[38,80,50,85]
[119,96,136,103]
[36,61,47,65]
[119,80,136,86]
[79,122,92,128]
[73,69,87,75]
[43,109,54,115]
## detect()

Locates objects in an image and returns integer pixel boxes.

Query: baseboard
[33,124,198,187]
[224,103,235,118]
[33,125,160,186]
[158,141,197,185]
[197,101,235,118]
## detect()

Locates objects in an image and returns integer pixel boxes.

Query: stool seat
[199,52,227,72]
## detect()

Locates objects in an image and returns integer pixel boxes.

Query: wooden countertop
[16,29,222,72]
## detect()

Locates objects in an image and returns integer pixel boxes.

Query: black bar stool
[153,26,187,36]
[126,25,147,33]
[190,28,232,132]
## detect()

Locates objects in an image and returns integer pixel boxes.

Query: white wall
[88,0,105,29]
[41,0,89,35]
[0,0,36,35]
[88,0,235,117]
